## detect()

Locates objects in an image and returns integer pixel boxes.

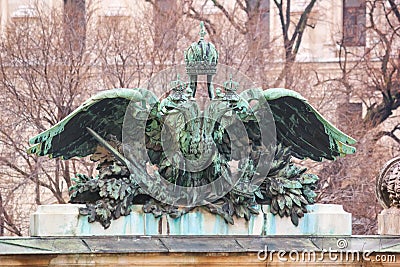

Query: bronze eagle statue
[27,23,356,228]
[27,84,356,228]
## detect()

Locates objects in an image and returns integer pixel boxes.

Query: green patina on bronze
[184,22,218,65]
[27,23,356,229]
[185,21,218,99]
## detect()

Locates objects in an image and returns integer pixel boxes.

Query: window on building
[10,5,38,35]
[343,0,366,46]
[101,6,129,25]
[153,0,177,52]
[64,0,86,51]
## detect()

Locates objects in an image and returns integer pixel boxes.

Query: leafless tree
[183,0,317,87]
[0,0,190,236]
[0,1,98,235]
[314,0,400,234]
[97,15,148,89]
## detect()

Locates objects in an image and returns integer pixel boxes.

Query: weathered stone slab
[30,203,351,236]
[30,204,86,237]
[378,207,400,235]
[164,206,264,235]
[3,236,400,266]
[263,204,352,235]
[30,204,161,236]
[159,236,243,253]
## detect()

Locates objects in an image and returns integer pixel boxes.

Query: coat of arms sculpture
[28,23,356,228]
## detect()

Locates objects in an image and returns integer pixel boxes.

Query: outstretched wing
[28,89,145,160]
[263,88,356,161]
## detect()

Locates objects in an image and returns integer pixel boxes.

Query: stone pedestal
[378,207,400,235]
[263,204,351,235]
[29,204,264,236]
[30,203,351,236]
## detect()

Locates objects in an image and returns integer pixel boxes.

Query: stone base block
[263,204,351,235]
[30,203,351,236]
[30,204,165,236]
[378,207,400,235]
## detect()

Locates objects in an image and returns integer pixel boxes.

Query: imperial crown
[184,22,218,99]
[184,22,218,76]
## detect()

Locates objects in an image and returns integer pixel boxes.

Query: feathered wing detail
[263,88,356,161]
[27,89,145,159]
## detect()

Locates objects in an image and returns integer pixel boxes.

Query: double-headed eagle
[27,23,356,228]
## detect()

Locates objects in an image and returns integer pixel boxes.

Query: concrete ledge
[1,236,400,266]
[30,204,351,236]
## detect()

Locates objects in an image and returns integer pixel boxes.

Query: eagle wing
[27,89,147,159]
[263,88,356,161]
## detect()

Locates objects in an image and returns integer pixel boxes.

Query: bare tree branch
[388,0,400,23]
